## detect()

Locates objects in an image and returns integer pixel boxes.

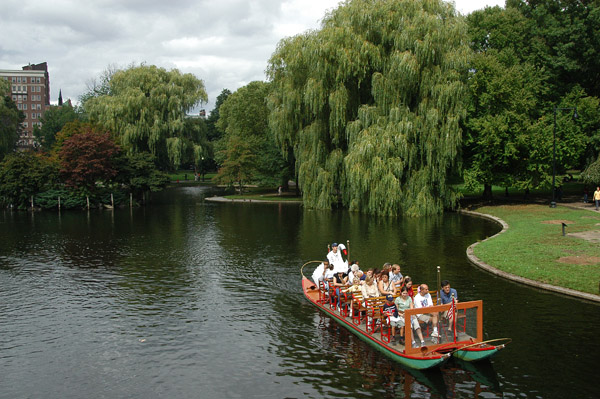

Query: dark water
[0,186,597,398]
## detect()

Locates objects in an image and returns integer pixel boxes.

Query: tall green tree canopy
[267,0,470,216]
[83,64,208,169]
[0,79,23,159]
[216,81,292,187]
[33,103,80,151]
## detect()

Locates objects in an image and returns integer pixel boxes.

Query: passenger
[389,264,404,288]
[382,294,403,344]
[439,280,458,305]
[403,276,414,298]
[347,263,361,283]
[331,270,349,310]
[311,260,331,287]
[342,277,362,315]
[327,242,347,273]
[440,280,459,327]
[356,270,366,284]
[365,268,375,281]
[381,262,392,277]
[378,273,397,297]
[361,276,380,301]
[395,285,425,346]
[413,284,439,339]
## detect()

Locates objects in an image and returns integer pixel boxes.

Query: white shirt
[413,292,433,309]
[327,250,347,273]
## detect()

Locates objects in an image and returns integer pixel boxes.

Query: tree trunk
[482,184,492,200]
[505,187,509,197]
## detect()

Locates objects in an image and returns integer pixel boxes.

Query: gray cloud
[0,0,501,113]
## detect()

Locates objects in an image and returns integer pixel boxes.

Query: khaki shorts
[418,313,432,323]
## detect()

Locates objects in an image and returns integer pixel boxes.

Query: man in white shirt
[413,284,439,338]
[327,243,347,273]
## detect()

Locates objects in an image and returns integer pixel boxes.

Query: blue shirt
[440,288,458,304]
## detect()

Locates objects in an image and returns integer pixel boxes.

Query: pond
[0,186,597,398]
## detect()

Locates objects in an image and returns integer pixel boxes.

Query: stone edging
[459,209,600,303]
[205,196,302,204]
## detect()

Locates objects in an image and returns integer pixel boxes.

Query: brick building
[0,62,51,148]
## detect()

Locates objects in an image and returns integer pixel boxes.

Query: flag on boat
[448,297,456,324]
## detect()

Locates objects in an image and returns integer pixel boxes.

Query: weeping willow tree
[267,0,471,216]
[84,64,208,169]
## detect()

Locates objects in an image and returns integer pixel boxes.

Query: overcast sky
[1,0,504,113]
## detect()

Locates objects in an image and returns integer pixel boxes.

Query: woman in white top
[378,273,396,297]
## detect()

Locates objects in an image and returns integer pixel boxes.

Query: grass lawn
[474,204,600,295]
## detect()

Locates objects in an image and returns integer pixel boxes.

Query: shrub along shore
[469,204,600,297]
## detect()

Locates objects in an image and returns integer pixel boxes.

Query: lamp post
[550,106,578,208]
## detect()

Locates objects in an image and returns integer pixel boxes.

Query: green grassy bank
[473,204,600,295]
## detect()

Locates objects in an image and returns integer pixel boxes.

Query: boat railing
[403,300,483,356]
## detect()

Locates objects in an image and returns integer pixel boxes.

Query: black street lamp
[550,106,578,208]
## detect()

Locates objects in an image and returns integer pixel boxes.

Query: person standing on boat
[414,284,439,339]
[327,243,347,273]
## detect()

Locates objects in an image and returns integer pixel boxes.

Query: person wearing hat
[327,242,346,273]
[382,294,403,344]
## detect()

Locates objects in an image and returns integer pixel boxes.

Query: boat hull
[453,345,503,362]
[302,277,449,370]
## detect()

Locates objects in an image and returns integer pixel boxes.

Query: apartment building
[0,62,51,148]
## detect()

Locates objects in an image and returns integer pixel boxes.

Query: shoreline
[459,208,600,303]
[205,196,303,204]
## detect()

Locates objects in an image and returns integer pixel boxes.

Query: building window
[12,85,16,92]
[17,95,22,102]
[17,104,22,110]
[23,95,27,101]
[23,104,27,110]
[31,113,35,119]
[12,95,16,101]
[11,77,16,82]
[23,122,28,128]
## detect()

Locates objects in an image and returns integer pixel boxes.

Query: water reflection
[0,187,598,398]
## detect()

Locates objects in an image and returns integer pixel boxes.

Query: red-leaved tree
[58,126,120,193]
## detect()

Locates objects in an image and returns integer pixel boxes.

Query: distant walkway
[205,196,302,204]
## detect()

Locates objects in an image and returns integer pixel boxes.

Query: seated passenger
[311,260,331,287]
[389,264,404,288]
[360,276,380,302]
[331,270,349,310]
[347,262,361,283]
[342,277,362,315]
[439,280,458,304]
[378,273,397,297]
[413,284,439,339]
[403,276,414,298]
[382,294,402,344]
[394,285,425,346]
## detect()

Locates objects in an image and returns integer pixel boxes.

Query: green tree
[58,125,121,194]
[0,79,23,159]
[463,48,547,197]
[84,64,208,169]
[206,89,231,142]
[214,136,256,193]
[267,0,470,216]
[0,151,59,208]
[33,103,79,150]
[115,152,170,202]
[217,81,292,187]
